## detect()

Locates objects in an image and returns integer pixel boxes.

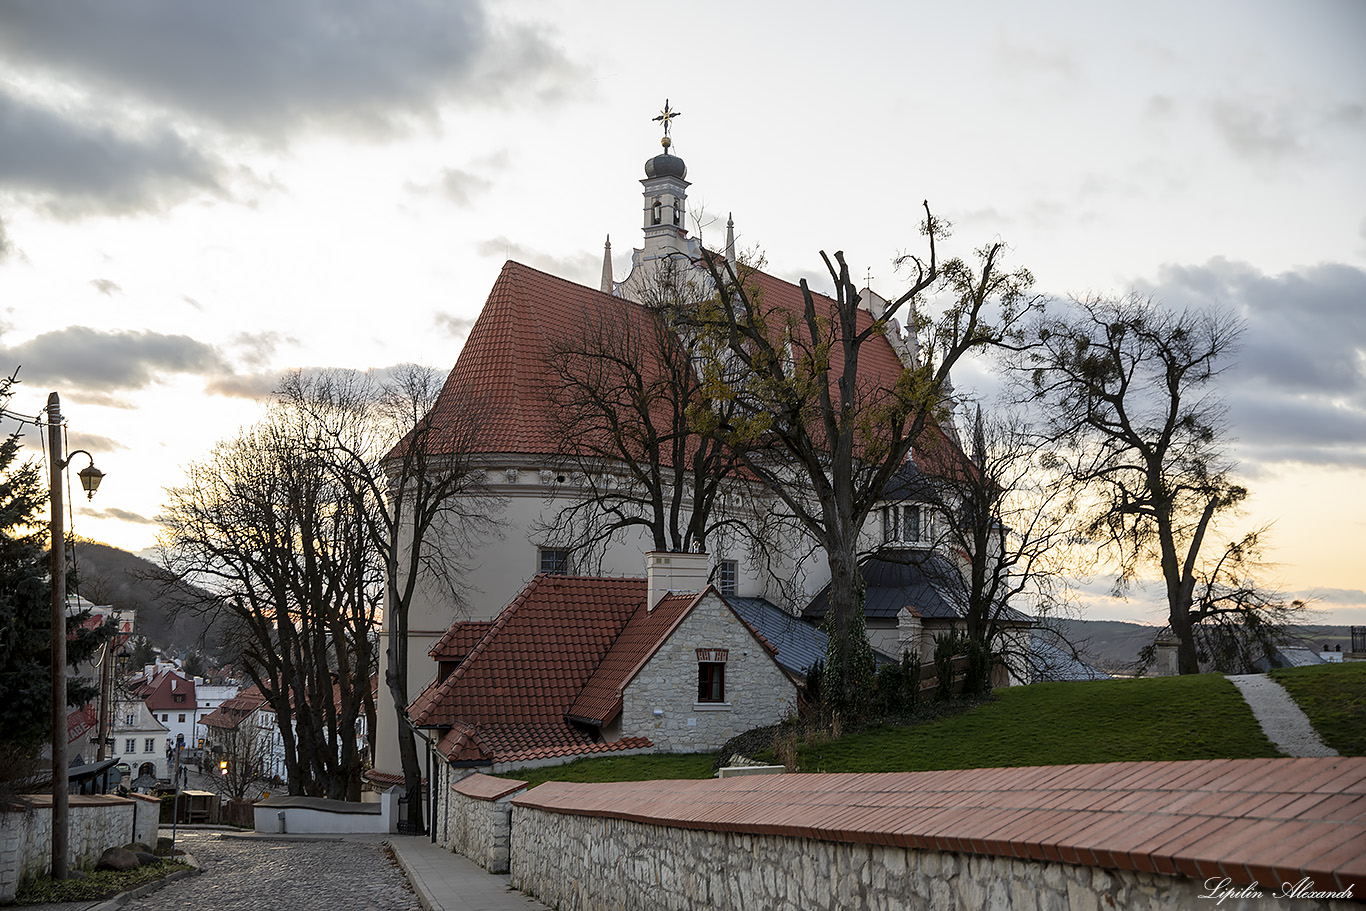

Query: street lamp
[46,392,105,881]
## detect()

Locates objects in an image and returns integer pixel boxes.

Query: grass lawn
[15,860,191,904]
[1270,662,1366,756]
[501,751,716,789]
[797,673,1280,773]
[496,674,1282,786]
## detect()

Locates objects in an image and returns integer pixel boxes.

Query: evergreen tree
[0,372,107,750]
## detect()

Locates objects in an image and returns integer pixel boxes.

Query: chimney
[646,551,710,610]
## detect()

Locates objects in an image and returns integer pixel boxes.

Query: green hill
[66,538,220,653]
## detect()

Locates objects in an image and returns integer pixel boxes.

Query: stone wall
[437,772,526,874]
[619,591,796,752]
[0,795,139,902]
[510,807,1353,911]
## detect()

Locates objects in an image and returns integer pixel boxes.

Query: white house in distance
[374,114,1022,780]
[109,699,170,787]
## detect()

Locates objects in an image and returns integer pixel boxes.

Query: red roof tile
[408,574,647,764]
[568,592,698,726]
[199,685,268,731]
[411,259,948,463]
[430,621,493,660]
[513,758,1366,893]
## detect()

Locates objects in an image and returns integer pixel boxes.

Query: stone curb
[384,839,439,911]
[87,851,201,911]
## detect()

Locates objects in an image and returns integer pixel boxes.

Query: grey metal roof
[1029,632,1112,682]
[803,551,1032,624]
[726,596,828,679]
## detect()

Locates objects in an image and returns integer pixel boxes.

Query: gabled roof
[726,596,828,679]
[138,668,196,710]
[412,259,950,464]
[407,574,646,764]
[568,592,698,726]
[415,261,633,457]
[199,685,268,731]
[429,621,493,661]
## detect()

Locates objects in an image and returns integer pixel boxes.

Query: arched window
[651,198,662,226]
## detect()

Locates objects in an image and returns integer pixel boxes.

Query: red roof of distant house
[199,685,268,731]
[136,668,197,711]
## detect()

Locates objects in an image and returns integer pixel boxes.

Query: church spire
[600,235,613,294]
[725,213,736,273]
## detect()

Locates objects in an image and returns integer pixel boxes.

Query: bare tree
[278,366,494,832]
[686,206,1041,711]
[1020,294,1298,674]
[536,258,782,583]
[887,406,1079,687]
[159,402,378,800]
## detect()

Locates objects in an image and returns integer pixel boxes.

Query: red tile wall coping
[512,758,1366,895]
[453,772,529,802]
[7,794,135,809]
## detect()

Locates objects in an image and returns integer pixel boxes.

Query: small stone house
[407,552,798,772]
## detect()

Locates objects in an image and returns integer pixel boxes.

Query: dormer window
[882,503,929,545]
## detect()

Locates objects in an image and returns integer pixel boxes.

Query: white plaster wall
[618,592,797,752]
[0,799,138,902]
[376,469,823,775]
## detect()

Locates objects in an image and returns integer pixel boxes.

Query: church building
[372,106,1011,781]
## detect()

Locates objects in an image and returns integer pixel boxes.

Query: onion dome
[645,136,687,179]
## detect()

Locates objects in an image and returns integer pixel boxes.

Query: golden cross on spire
[653,99,682,138]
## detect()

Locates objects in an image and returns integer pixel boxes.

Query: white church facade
[372,112,1005,779]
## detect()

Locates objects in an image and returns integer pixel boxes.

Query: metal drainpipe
[413,728,437,843]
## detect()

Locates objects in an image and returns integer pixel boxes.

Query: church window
[718,560,738,596]
[882,504,928,545]
[672,199,681,226]
[651,198,662,226]
[539,548,571,575]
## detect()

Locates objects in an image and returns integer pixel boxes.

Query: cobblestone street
[130,833,420,911]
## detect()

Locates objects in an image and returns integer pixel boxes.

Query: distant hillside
[66,539,220,653]
[1048,617,1353,674]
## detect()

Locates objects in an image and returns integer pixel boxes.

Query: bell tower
[639,100,698,263]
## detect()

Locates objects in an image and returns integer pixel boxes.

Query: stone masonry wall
[509,807,1353,911]
[620,592,796,752]
[1,797,137,902]
[437,772,526,874]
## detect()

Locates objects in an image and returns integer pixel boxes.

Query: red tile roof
[565,588,779,727]
[412,259,948,464]
[568,593,698,726]
[408,574,647,764]
[199,685,268,731]
[429,621,493,660]
[138,668,197,711]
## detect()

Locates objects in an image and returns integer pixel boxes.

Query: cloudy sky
[1,0,1362,625]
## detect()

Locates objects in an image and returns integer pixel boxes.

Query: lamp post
[47,392,104,881]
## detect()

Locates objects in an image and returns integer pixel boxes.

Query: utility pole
[47,392,68,880]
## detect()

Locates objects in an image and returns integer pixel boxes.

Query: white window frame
[718,560,738,596]
[538,548,571,575]
[881,503,930,546]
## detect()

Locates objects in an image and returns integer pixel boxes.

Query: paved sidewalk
[386,836,550,911]
[1228,672,1339,757]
